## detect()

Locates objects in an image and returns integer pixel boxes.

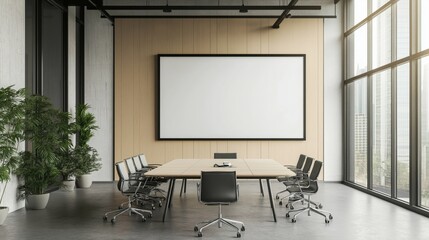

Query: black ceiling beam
[272,0,299,29]
[87,0,114,24]
[88,5,321,11]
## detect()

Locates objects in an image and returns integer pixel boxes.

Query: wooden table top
[144,158,294,179]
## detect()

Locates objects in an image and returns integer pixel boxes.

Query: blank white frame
[158,54,306,140]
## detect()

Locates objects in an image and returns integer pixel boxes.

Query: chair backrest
[133,156,143,171]
[214,153,237,159]
[302,157,314,174]
[309,160,323,181]
[296,154,307,169]
[139,154,149,167]
[125,158,137,174]
[116,161,129,181]
[200,171,238,203]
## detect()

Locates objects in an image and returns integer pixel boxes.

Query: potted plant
[55,116,79,192]
[15,95,66,210]
[74,104,101,188]
[0,86,25,224]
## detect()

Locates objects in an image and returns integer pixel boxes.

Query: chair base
[194,205,245,238]
[285,195,333,223]
[104,197,152,224]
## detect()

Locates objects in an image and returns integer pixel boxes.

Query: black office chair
[180,152,253,196]
[103,161,153,223]
[285,154,307,172]
[194,171,245,238]
[213,153,237,159]
[278,157,315,206]
[285,160,333,223]
[276,154,307,198]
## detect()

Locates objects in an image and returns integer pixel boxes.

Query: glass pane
[421,0,429,50]
[420,56,429,208]
[372,0,389,12]
[372,8,392,69]
[347,79,368,187]
[42,0,64,110]
[397,0,410,59]
[25,0,36,94]
[372,69,392,195]
[346,0,367,29]
[396,63,410,202]
[347,24,368,78]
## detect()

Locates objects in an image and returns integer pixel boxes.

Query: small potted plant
[0,86,25,224]
[56,118,79,191]
[74,104,101,188]
[15,95,65,209]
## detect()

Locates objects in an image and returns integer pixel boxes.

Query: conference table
[144,158,294,222]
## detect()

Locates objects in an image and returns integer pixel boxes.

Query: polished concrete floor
[1,180,429,240]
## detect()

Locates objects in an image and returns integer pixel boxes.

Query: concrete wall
[323,1,343,181]
[68,7,77,145]
[85,9,114,181]
[0,0,26,212]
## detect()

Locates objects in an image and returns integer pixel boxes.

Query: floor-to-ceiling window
[344,0,429,216]
[25,0,67,110]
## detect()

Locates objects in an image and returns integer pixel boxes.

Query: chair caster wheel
[290,206,294,210]
[142,217,146,222]
[329,214,333,220]
[279,201,283,205]
[148,214,153,218]
[197,232,202,237]
[291,218,296,223]
[275,195,279,199]
[159,203,163,207]
[194,226,198,232]
[237,232,241,238]
[285,213,290,218]
[241,226,245,231]
[325,219,330,223]
[111,218,116,224]
[103,216,108,221]
[152,206,156,210]
[318,204,323,209]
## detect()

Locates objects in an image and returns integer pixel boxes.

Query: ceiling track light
[239,0,248,13]
[163,0,172,13]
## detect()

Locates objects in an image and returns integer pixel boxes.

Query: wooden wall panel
[115,18,324,179]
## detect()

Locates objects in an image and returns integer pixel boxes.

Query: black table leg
[162,178,174,222]
[259,179,265,196]
[180,179,185,197]
[266,179,277,222]
[184,178,187,193]
[168,178,176,208]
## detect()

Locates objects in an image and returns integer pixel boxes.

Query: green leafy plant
[0,86,25,205]
[74,104,101,175]
[15,95,67,196]
[75,104,98,147]
[55,116,79,181]
[74,145,101,175]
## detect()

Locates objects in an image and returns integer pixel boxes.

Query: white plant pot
[61,180,76,192]
[76,174,92,188]
[26,193,50,210]
[0,206,9,225]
